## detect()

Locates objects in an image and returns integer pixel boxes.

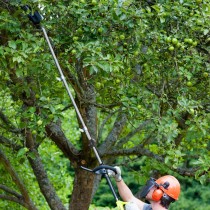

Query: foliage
[0,0,210,209]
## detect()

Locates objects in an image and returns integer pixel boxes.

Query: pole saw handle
[81,165,117,175]
[93,165,117,174]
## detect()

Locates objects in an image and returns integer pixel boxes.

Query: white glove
[108,166,122,182]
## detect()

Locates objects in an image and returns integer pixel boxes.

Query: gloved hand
[108,166,122,182]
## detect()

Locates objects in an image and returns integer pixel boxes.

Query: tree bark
[27,148,67,210]
[69,167,96,210]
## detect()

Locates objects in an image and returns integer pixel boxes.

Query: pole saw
[19,4,127,209]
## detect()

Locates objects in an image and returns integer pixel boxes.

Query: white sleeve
[125,202,140,210]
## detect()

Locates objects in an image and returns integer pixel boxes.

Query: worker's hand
[108,166,122,182]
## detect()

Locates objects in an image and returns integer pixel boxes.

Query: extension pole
[41,26,103,165]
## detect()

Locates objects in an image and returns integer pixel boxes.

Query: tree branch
[64,66,84,100]
[24,129,67,210]
[99,111,127,155]
[82,100,122,110]
[45,122,80,163]
[0,110,20,134]
[116,120,152,147]
[0,148,38,210]
[98,110,119,143]
[0,194,27,208]
[104,145,164,161]
[61,101,121,112]
[75,59,87,95]
[0,184,22,198]
[0,135,21,151]
[103,145,200,177]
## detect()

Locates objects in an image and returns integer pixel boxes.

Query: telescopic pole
[22,6,119,201]
[41,26,103,165]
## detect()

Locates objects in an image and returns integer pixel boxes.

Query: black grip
[92,165,117,174]
[81,165,117,174]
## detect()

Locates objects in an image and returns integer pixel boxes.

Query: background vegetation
[0,0,209,209]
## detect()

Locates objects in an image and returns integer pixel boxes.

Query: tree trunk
[69,167,96,210]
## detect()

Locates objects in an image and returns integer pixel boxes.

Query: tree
[0,0,209,209]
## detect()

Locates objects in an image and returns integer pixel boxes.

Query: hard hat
[155,175,180,200]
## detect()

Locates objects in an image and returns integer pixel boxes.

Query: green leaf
[17,147,29,158]
[203,29,209,35]
[12,56,24,63]
[8,41,16,49]
[151,5,160,13]
[160,17,165,23]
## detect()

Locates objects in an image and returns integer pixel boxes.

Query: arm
[109,167,146,209]
[116,179,145,209]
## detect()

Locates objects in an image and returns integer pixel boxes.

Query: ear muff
[152,189,164,201]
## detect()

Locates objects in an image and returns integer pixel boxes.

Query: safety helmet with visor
[140,175,180,201]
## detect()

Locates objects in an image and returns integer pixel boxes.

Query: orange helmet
[156,175,180,200]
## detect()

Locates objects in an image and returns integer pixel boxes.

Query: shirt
[143,203,152,210]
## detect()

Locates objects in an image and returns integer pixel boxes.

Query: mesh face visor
[139,178,158,199]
